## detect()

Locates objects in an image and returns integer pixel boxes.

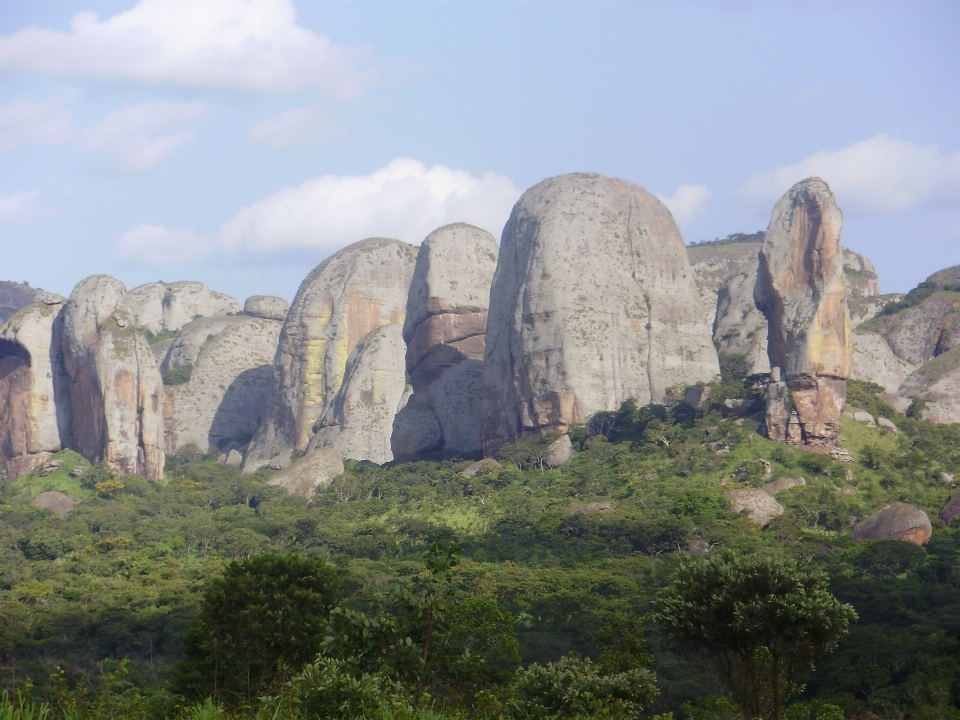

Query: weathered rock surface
[161,315,282,454]
[712,258,770,374]
[842,249,881,298]
[460,457,501,478]
[761,477,805,495]
[0,282,64,325]
[725,488,784,526]
[483,173,719,449]
[244,295,289,321]
[851,332,916,392]
[545,434,575,467]
[126,281,241,335]
[30,490,76,518]
[898,348,960,424]
[391,224,498,459]
[877,417,898,434]
[756,178,852,451]
[61,276,164,479]
[244,239,416,472]
[1,300,72,478]
[852,503,932,545]
[939,493,960,527]
[267,446,344,498]
[308,325,408,464]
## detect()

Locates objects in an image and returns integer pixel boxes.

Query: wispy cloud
[115,158,522,265]
[85,101,208,172]
[0,190,42,224]
[738,134,960,214]
[0,93,74,151]
[656,184,713,225]
[0,0,375,97]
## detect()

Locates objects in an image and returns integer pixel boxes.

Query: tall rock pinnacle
[755,178,852,451]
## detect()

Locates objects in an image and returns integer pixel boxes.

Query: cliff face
[126,281,241,335]
[61,276,165,479]
[0,298,72,478]
[392,223,498,459]
[0,282,64,326]
[243,238,417,471]
[755,178,852,451]
[482,173,719,450]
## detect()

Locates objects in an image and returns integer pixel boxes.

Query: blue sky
[1,0,958,302]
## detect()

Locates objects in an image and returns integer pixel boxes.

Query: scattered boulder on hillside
[61,275,165,479]
[244,295,289,321]
[851,332,917,392]
[844,410,876,426]
[545,434,575,467]
[126,281,241,335]
[0,282,64,325]
[755,178,852,452]
[460,457,501,478]
[0,299,72,478]
[161,314,282,455]
[898,348,960,424]
[852,503,932,545]
[267,446,344,499]
[244,239,417,472]
[308,325,408,464]
[30,490,76,518]
[725,488,784,526]
[761,477,805,495]
[392,223,498,459]
[482,173,719,450]
[939,493,960,527]
[877,417,898,434]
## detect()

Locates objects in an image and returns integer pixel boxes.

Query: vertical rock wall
[61,276,165,479]
[481,173,719,450]
[755,178,852,451]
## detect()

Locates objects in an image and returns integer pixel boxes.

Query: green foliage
[179,554,342,707]
[163,364,193,386]
[689,231,765,247]
[654,551,856,720]
[877,281,960,317]
[142,328,181,345]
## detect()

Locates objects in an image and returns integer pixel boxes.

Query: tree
[653,551,856,720]
[178,554,342,707]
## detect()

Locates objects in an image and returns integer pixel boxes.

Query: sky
[1,0,958,303]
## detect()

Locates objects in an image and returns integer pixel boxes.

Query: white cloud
[114,158,522,265]
[0,0,374,96]
[656,184,712,225]
[738,134,960,214]
[250,105,341,150]
[85,101,208,172]
[0,190,41,224]
[0,93,74,151]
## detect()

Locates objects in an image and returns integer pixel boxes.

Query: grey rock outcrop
[761,477,805,495]
[0,300,72,478]
[0,282,64,325]
[544,434,575,467]
[852,503,932,545]
[267,446,344,498]
[309,325,408,464]
[392,223,498,459]
[712,259,770,374]
[244,295,289,321]
[482,173,719,449]
[725,488,784,526]
[851,332,916,392]
[842,249,881,298]
[898,348,960,424]
[126,281,241,335]
[61,276,164,479]
[460,457,501,477]
[755,178,852,451]
[30,490,76,518]
[244,239,417,472]
[161,315,282,454]
[940,493,960,526]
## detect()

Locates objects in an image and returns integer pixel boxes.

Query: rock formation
[725,488,784,526]
[391,223,498,459]
[482,173,719,449]
[1,281,64,325]
[30,490,76,518]
[160,315,282,454]
[899,348,960,424]
[126,281,241,335]
[60,276,165,479]
[0,297,72,478]
[940,492,960,527]
[244,238,417,472]
[309,324,408,464]
[712,259,770,375]
[267,446,344,498]
[244,295,289,321]
[852,503,932,545]
[755,178,852,451]
[851,333,916,393]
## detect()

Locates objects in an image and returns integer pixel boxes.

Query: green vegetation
[143,329,182,345]
[163,364,193,386]
[2,380,960,718]
[688,231,765,248]
[874,280,960,318]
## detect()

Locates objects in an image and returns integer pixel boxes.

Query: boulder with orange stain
[755,178,852,451]
[243,238,416,472]
[481,173,719,452]
[852,503,933,546]
[60,276,164,479]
